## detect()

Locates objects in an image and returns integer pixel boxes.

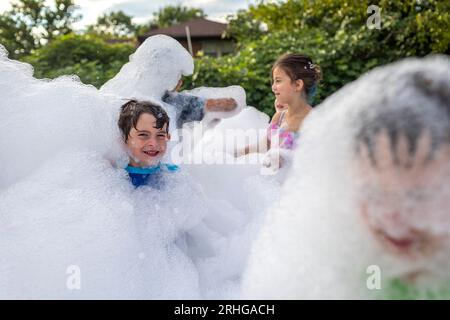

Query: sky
[0,0,258,29]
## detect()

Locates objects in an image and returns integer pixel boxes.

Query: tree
[153,5,206,28]
[185,0,450,116]
[225,9,266,44]
[248,0,449,55]
[86,10,135,38]
[0,0,80,58]
[0,11,37,58]
[24,33,134,87]
[134,22,152,38]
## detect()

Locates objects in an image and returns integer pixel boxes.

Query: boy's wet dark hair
[118,99,170,142]
[355,72,450,168]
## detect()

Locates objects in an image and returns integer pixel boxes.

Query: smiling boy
[118,99,178,188]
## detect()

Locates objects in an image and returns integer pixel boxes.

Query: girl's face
[272,67,303,105]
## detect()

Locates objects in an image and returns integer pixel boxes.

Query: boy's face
[355,131,450,260]
[126,113,170,167]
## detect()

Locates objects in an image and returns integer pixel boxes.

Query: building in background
[138,17,235,57]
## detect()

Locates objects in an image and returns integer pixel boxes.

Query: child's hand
[261,148,294,174]
[234,148,242,158]
[261,148,284,174]
[234,146,248,158]
[205,98,237,112]
[274,99,288,112]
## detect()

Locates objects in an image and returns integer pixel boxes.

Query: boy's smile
[143,150,159,157]
[126,113,170,167]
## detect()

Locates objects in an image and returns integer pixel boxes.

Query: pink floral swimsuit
[267,111,299,150]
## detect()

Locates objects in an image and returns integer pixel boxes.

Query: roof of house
[139,18,228,41]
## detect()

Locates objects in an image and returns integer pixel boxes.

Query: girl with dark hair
[237,54,322,167]
[269,53,322,149]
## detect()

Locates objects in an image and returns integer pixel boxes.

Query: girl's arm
[235,111,280,157]
[235,136,270,157]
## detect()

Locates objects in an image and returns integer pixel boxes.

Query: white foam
[100,35,194,101]
[0,40,276,299]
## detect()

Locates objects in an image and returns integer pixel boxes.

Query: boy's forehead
[137,112,156,124]
[356,138,450,192]
[135,113,167,131]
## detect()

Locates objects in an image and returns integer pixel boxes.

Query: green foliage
[0,11,37,58]
[153,5,206,28]
[2,0,448,116]
[224,9,266,44]
[0,2,209,89]
[0,0,80,59]
[186,0,450,116]
[24,33,134,87]
[134,22,152,38]
[86,10,136,38]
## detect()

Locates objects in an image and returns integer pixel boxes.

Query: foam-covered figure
[242,55,450,299]
[354,68,450,299]
[101,35,240,131]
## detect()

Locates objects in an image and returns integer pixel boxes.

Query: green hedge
[19,0,449,117]
[184,0,449,116]
[23,33,134,88]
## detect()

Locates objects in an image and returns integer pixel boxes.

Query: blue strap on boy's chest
[125,163,179,188]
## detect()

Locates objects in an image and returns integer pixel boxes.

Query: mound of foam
[100,35,194,101]
[0,41,279,299]
[0,47,124,190]
[0,149,145,299]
